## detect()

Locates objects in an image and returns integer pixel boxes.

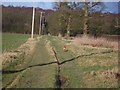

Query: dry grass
[71,35,118,88]
[78,53,118,67]
[45,40,55,58]
[81,67,118,88]
[2,38,38,68]
[73,35,118,50]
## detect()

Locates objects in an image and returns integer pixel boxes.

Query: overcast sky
[1,2,119,13]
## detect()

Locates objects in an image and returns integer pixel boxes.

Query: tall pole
[83,1,88,35]
[31,7,35,39]
[39,12,43,35]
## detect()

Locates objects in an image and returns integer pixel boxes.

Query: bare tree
[83,1,104,35]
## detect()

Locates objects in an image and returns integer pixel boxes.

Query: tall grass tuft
[73,35,118,50]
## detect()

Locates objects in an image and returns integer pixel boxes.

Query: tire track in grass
[2,36,43,89]
[47,36,78,88]
[47,36,116,88]
[51,47,61,88]
[2,36,57,89]
[2,44,36,89]
[3,36,62,89]
[47,36,74,63]
[46,36,70,88]
[2,36,116,89]
[14,36,57,88]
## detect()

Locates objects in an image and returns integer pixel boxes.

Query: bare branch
[90,2,100,8]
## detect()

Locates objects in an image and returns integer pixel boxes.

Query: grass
[73,35,118,50]
[2,33,30,52]
[14,36,57,88]
[47,35,118,88]
[60,60,83,88]
[15,65,56,88]
[61,48,118,88]
[72,36,118,88]
[47,36,84,88]
[2,53,25,88]
[2,35,118,88]
[47,36,74,63]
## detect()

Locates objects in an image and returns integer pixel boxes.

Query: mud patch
[55,65,69,88]
[60,75,69,88]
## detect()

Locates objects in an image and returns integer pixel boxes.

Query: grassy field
[2,33,30,52]
[2,35,118,88]
[3,36,57,88]
[47,36,118,88]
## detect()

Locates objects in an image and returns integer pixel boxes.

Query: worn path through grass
[47,36,84,88]
[2,35,118,88]
[3,36,57,88]
[15,36,57,88]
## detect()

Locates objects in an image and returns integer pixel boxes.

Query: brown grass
[45,40,55,57]
[2,37,38,68]
[81,67,118,88]
[73,35,118,50]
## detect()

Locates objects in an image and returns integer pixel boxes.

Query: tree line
[2,5,53,34]
[2,3,120,37]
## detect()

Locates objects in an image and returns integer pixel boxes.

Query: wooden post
[39,12,43,35]
[83,1,88,35]
[31,7,35,39]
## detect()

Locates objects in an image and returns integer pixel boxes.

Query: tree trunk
[83,2,89,35]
